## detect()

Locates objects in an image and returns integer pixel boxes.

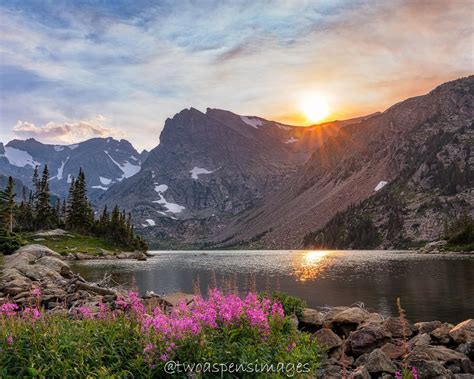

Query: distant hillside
[0,137,145,200]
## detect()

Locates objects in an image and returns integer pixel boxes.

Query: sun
[299,93,330,123]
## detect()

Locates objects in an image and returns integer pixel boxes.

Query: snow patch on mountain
[240,116,263,129]
[153,194,185,214]
[68,144,79,150]
[143,219,155,227]
[92,185,108,190]
[2,147,40,168]
[67,174,72,183]
[190,166,216,180]
[100,176,112,185]
[105,150,141,180]
[155,184,168,193]
[54,146,65,152]
[54,158,69,180]
[374,180,388,191]
[285,137,298,144]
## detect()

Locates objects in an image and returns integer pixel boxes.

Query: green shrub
[263,291,307,318]
[0,228,23,255]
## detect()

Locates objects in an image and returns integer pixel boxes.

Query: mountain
[98,107,379,248]
[0,137,145,200]
[215,76,474,249]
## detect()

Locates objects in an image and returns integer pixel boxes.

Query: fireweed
[0,289,320,377]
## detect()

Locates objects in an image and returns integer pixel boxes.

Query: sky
[0,0,473,151]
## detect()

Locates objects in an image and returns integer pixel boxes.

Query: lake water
[71,250,474,324]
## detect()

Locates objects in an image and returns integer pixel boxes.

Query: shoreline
[1,245,473,378]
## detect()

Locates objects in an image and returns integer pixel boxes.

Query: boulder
[409,332,432,347]
[407,359,455,379]
[349,323,392,356]
[299,308,324,331]
[456,342,474,361]
[352,366,370,379]
[332,307,370,325]
[36,256,73,277]
[320,306,350,328]
[314,328,342,350]
[450,320,474,344]
[415,320,443,334]
[431,323,454,345]
[365,349,396,374]
[383,317,415,338]
[381,342,405,359]
[418,240,448,254]
[412,345,471,373]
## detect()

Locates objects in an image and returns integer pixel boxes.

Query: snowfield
[155,184,169,193]
[100,176,112,185]
[240,116,263,129]
[285,137,298,144]
[153,194,185,213]
[105,150,141,180]
[190,166,215,180]
[1,147,40,168]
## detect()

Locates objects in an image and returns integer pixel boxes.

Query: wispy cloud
[0,0,472,149]
[12,116,126,144]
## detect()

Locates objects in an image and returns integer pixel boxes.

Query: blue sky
[0,0,473,150]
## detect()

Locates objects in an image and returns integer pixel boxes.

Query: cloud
[0,0,472,149]
[12,116,126,144]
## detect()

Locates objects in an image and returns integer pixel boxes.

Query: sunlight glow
[299,93,330,123]
[292,250,333,282]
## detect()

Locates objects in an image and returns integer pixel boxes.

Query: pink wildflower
[160,353,169,362]
[143,343,155,354]
[412,367,418,379]
[78,306,93,319]
[0,303,18,316]
[287,341,296,352]
[23,307,41,321]
[395,371,402,379]
[32,287,41,298]
[6,335,13,345]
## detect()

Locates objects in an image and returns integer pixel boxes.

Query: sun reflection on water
[292,250,333,281]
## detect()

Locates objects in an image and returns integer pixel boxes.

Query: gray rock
[431,323,454,344]
[450,319,474,344]
[365,349,396,374]
[314,328,342,350]
[456,342,474,361]
[299,308,324,330]
[409,332,432,347]
[352,366,370,379]
[349,323,392,356]
[380,342,405,359]
[415,320,443,334]
[407,359,455,379]
[383,317,415,338]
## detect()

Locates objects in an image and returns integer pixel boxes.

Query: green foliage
[0,176,16,232]
[303,205,380,249]
[263,291,307,318]
[0,228,23,254]
[0,312,320,378]
[444,213,474,252]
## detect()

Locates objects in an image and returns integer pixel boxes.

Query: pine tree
[66,169,93,232]
[0,176,16,232]
[35,165,53,229]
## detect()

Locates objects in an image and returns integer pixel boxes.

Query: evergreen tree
[0,176,16,232]
[66,169,93,232]
[35,165,53,228]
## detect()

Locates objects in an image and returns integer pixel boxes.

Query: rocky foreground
[1,245,473,378]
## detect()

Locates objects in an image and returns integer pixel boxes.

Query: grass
[22,232,125,256]
[1,290,321,378]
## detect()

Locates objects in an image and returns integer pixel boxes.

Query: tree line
[0,167,147,253]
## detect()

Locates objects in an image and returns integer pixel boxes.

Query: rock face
[0,245,119,309]
[299,305,474,378]
[0,137,144,200]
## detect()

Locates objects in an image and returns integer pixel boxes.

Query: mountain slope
[98,108,369,247]
[0,138,144,200]
[215,76,474,249]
